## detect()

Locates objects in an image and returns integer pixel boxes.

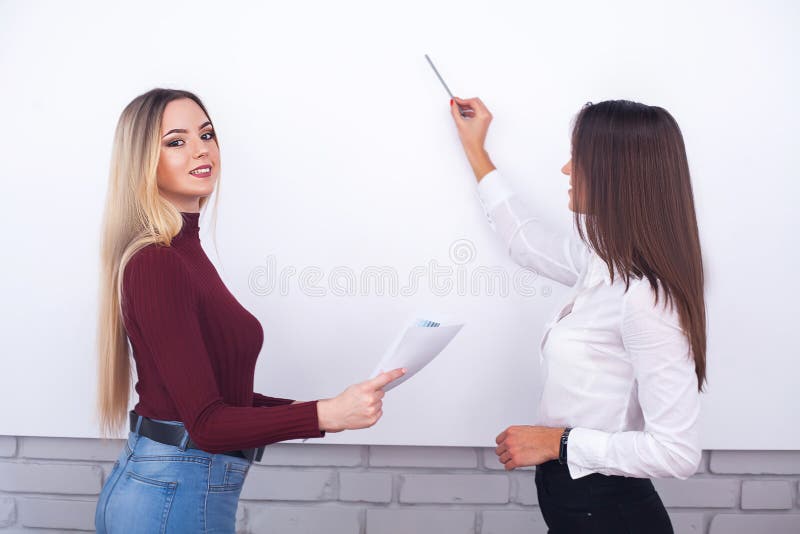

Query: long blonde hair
[95,88,221,438]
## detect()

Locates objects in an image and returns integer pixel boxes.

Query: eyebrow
[162,121,213,139]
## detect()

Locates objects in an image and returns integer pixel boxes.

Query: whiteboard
[1,0,797,449]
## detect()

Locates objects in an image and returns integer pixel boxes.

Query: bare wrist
[553,427,565,461]
[464,145,487,162]
[465,147,496,182]
[316,399,332,432]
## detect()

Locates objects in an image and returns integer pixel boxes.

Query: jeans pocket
[221,462,250,490]
[206,462,248,533]
[106,469,178,533]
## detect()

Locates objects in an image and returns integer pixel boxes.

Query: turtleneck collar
[176,211,200,240]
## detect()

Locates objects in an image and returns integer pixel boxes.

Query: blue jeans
[95,417,252,533]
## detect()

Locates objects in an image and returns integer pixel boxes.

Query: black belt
[129,410,264,463]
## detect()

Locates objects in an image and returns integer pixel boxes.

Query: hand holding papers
[317,368,407,433]
[371,318,465,392]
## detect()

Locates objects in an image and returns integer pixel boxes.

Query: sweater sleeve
[123,246,325,452]
[252,392,295,407]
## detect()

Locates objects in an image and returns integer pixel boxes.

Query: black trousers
[534,460,674,534]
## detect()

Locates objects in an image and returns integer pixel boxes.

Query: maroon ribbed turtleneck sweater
[121,211,324,453]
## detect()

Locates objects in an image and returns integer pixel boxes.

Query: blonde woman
[450,96,705,533]
[94,88,405,533]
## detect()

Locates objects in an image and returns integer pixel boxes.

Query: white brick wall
[0,435,799,533]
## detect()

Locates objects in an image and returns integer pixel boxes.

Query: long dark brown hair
[570,100,707,392]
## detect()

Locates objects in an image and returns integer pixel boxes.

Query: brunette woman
[450,96,705,533]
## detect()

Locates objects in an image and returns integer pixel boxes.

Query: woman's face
[156,98,219,212]
[561,158,578,212]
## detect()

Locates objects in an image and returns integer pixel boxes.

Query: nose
[561,160,571,175]
[192,137,209,159]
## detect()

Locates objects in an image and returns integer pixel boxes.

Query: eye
[165,131,215,148]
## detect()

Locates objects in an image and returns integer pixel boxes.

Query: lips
[189,165,212,178]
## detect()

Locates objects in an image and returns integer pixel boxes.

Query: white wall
[0,0,797,448]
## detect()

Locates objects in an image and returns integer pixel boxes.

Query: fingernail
[450,98,453,106]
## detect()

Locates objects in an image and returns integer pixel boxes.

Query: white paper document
[370,318,464,392]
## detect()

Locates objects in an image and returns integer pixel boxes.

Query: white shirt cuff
[476,169,515,212]
[567,461,597,480]
[566,427,610,477]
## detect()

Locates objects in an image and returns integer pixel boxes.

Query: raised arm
[475,169,589,287]
[450,96,588,286]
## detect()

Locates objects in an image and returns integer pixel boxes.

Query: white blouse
[476,169,702,480]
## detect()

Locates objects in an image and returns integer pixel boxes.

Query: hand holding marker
[425,54,473,118]
[426,54,495,178]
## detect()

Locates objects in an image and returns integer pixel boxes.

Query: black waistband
[129,410,264,463]
[536,459,654,488]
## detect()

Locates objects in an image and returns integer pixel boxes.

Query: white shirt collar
[584,250,614,289]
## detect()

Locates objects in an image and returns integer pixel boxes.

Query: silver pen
[425,54,467,118]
